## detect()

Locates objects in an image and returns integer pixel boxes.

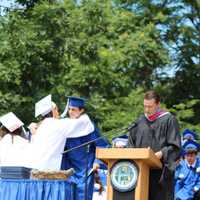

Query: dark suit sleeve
[161,115,181,168]
[128,127,136,147]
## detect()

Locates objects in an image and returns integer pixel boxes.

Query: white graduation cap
[0,112,24,132]
[35,94,52,118]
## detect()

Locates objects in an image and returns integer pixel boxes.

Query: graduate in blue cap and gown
[175,140,200,200]
[61,96,109,200]
[181,129,198,145]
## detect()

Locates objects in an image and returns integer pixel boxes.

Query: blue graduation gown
[61,125,109,200]
[175,156,200,200]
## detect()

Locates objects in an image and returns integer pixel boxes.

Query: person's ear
[52,107,60,119]
[80,108,85,114]
[157,102,161,107]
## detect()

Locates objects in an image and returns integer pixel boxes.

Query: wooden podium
[96,148,162,200]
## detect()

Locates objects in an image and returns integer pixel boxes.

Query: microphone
[114,122,137,132]
[127,122,137,131]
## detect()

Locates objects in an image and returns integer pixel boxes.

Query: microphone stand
[62,136,106,200]
[63,136,108,200]
[62,121,137,154]
[84,144,90,200]
[62,136,106,154]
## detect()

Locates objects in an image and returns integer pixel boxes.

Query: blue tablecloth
[0,179,76,200]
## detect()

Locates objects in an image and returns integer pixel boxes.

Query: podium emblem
[110,160,138,192]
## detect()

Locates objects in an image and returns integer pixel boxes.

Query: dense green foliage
[0,0,199,139]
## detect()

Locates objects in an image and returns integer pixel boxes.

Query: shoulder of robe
[166,112,176,119]
[129,115,144,132]
[136,115,145,124]
[159,112,176,122]
[80,113,90,120]
[1,134,11,141]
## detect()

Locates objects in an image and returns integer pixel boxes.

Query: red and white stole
[145,109,169,122]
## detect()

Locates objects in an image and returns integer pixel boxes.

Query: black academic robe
[128,113,181,200]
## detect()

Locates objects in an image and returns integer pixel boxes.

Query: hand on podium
[147,147,163,160]
[155,151,163,160]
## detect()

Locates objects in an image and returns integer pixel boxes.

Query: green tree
[156,0,200,134]
[114,0,200,135]
[0,0,176,134]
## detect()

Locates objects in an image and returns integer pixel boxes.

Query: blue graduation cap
[182,140,200,153]
[182,129,198,140]
[68,96,85,108]
[60,96,85,118]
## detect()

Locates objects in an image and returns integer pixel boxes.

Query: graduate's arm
[194,176,200,192]
[174,162,183,180]
[194,159,200,192]
[28,122,38,135]
[161,115,181,163]
[60,114,94,138]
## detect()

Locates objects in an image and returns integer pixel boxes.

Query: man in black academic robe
[128,90,181,200]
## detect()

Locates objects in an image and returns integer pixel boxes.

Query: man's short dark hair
[185,149,198,155]
[144,90,160,103]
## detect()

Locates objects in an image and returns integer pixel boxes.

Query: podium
[96,148,162,200]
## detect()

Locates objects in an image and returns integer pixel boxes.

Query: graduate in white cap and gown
[0,112,29,166]
[175,140,200,200]
[25,94,95,171]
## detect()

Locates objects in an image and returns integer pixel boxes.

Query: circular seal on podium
[110,160,139,193]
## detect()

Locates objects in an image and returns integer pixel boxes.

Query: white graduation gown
[0,134,29,166]
[25,114,94,170]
